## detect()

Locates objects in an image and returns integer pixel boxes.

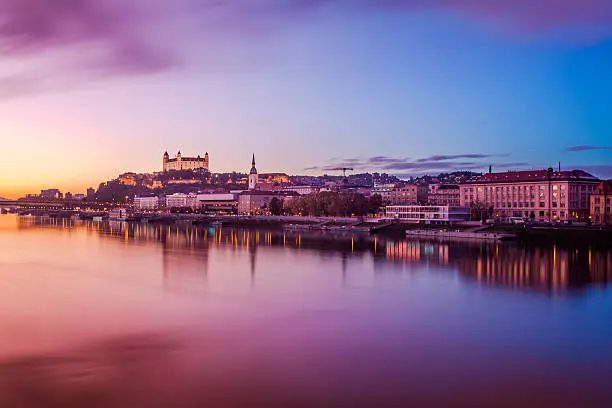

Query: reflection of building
[460,169,599,222]
[385,205,470,224]
[163,151,209,172]
[428,184,461,206]
[591,181,612,226]
[457,246,581,292]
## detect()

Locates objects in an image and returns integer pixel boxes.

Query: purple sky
[1,0,611,196]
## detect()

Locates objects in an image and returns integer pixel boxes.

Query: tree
[269,197,283,216]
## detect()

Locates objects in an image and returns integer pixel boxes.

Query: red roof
[593,180,612,195]
[466,169,598,184]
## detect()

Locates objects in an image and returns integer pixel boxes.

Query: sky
[1,0,612,198]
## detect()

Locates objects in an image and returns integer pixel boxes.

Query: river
[1,215,611,407]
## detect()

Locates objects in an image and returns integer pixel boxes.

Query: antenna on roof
[488,165,492,174]
[558,161,561,172]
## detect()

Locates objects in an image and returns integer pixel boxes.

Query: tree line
[278,192,382,217]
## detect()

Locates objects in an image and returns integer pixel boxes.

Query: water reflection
[15,216,612,294]
[3,215,612,407]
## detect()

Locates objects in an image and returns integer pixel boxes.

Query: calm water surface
[1,215,612,408]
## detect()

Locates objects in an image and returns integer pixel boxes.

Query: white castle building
[163,151,209,171]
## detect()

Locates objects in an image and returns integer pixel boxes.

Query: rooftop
[466,169,599,184]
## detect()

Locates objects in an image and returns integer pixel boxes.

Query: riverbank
[7,211,612,246]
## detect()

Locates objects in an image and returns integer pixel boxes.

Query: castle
[163,151,209,172]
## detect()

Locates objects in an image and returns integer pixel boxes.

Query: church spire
[250,153,257,175]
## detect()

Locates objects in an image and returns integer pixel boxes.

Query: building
[165,193,198,210]
[378,184,428,205]
[238,191,297,215]
[134,196,160,211]
[118,172,138,186]
[259,173,290,184]
[385,205,470,224]
[282,185,326,196]
[73,194,86,200]
[248,154,259,190]
[64,192,73,200]
[163,151,209,172]
[460,169,599,222]
[590,181,612,226]
[428,184,461,206]
[87,187,96,200]
[197,193,238,214]
[40,189,62,200]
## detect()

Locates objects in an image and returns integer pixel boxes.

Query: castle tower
[248,154,258,190]
[163,151,169,171]
[204,152,210,171]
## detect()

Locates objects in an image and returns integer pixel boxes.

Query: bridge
[0,200,103,210]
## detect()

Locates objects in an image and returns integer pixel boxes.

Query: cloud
[0,0,178,74]
[3,0,612,98]
[416,154,497,162]
[564,145,612,152]
[311,153,511,175]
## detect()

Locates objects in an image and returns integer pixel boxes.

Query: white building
[248,154,259,190]
[165,193,198,210]
[134,196,160,210]
[385,205,470,225]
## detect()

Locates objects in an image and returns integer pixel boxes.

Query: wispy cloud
[564,145,612,152]
[306,153,519,175]
[415,154,500,163]
[3,0,612,98]
[0,0,178,74]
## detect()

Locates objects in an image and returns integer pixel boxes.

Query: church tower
[163,151,169,171]
[248,154,258,190]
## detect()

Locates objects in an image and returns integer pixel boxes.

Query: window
[540,211,545,217]
[539,202,545,208]
[553,185,558,191]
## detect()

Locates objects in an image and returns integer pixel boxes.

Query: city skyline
[2,0,612,197]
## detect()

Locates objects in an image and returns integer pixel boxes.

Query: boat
[405,229,515,241]
[92,216,104,222]
[211,221,223,227]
